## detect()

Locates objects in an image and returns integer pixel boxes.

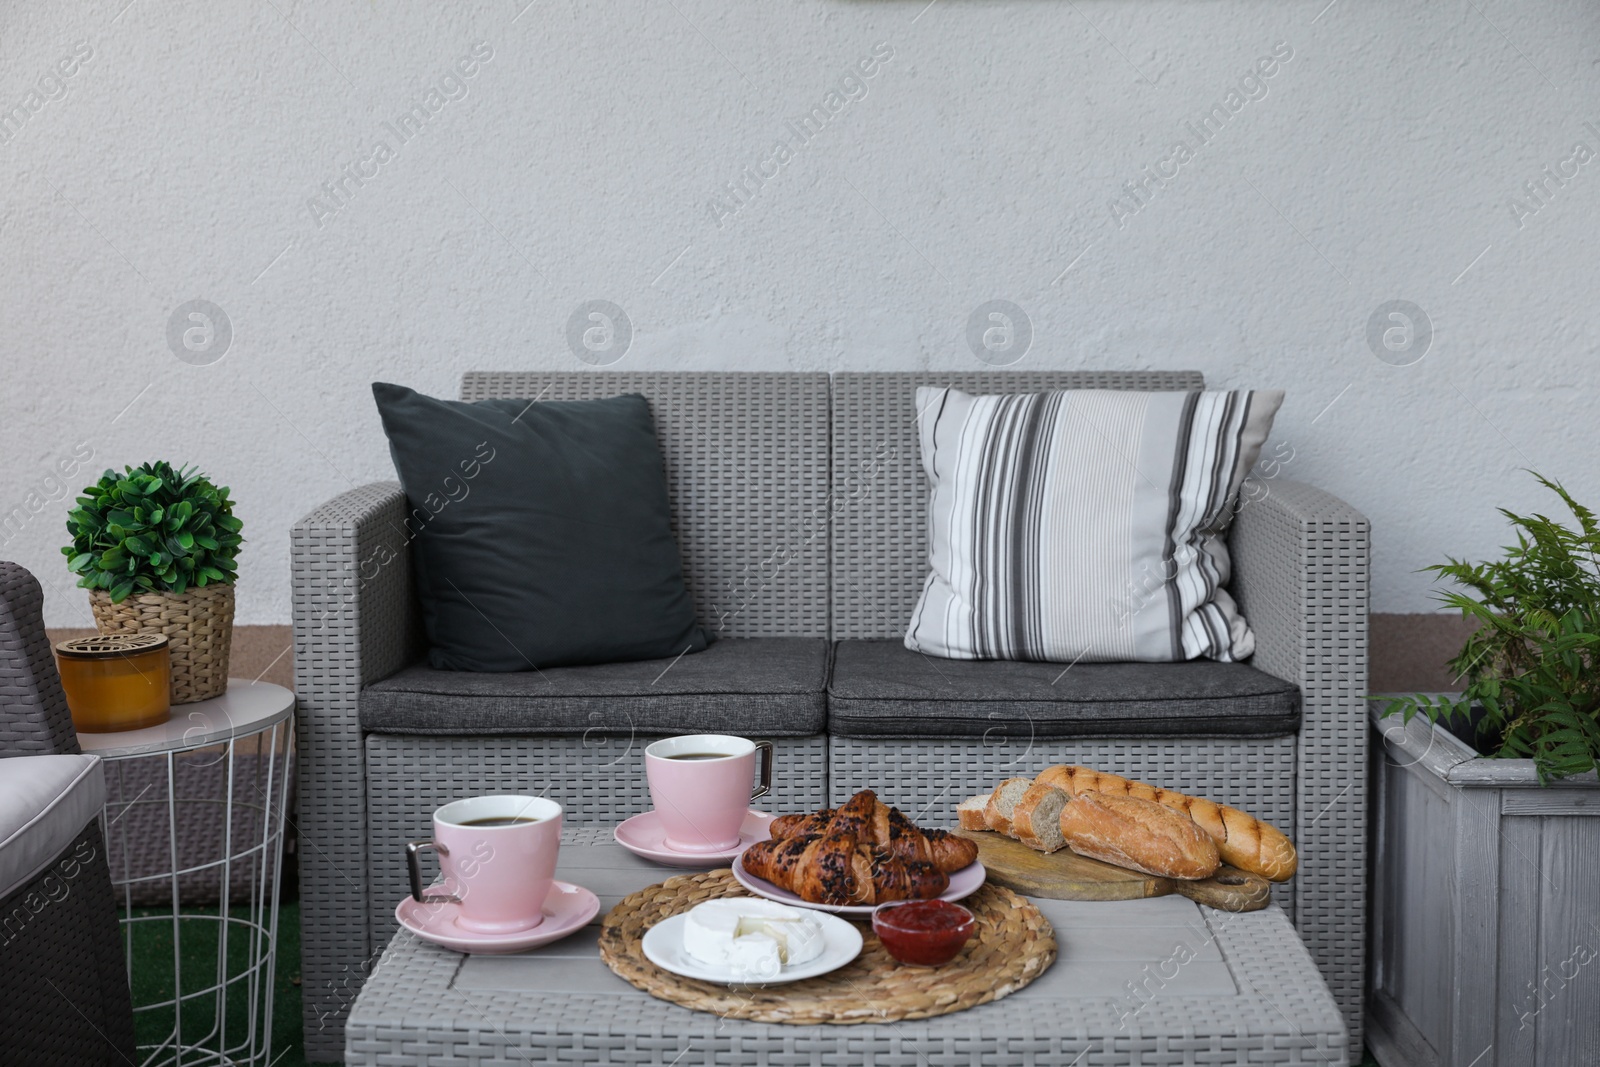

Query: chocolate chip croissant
[740,830,949,906]
[767,789,979,873]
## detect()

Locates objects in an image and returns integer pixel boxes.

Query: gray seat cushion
[827,640,1300,740]
[361,638,829,737]
[0,754,105,900]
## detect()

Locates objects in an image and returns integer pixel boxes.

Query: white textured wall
[3,1,1597,626]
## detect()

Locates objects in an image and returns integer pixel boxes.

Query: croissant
[769,809,833,840]
[767,790,980,873]
[740,830,949,905]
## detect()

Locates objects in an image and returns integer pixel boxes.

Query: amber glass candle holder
[56,633,172,733]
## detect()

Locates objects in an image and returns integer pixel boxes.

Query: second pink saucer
[613,808,774,867]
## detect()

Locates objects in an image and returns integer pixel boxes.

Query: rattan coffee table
[345,829,1347,1066]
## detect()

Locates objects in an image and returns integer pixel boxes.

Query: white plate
[731,855,987,917]
[641,908,863,985]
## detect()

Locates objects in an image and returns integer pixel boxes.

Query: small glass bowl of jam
[871,899,976,967]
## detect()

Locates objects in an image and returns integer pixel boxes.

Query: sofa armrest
[291,481,422,1059]
[1229,476,1369,1057]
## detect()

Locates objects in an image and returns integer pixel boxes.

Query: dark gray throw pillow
[371,382,708,671]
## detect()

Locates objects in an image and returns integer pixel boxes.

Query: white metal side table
[80,680,294,1067]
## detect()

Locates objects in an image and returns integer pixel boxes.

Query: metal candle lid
[55,633,170,659]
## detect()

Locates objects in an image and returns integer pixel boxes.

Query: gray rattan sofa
[1,562,136,1066]
[292,371,1369,1062]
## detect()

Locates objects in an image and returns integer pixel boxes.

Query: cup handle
[751,740,775,801]
[405,841,459,904]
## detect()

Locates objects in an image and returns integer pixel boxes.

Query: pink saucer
[394,880,600,954]
[613,809,774,867]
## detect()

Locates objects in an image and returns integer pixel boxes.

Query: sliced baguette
[1011,783,1070,852]
[983,777,1033,837]
[957,794,992,831]
[1036,763,1297,881]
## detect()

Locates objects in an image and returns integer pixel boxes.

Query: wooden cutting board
[953,828,1271,911]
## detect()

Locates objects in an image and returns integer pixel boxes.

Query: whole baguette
[1058,793,1220,880]
[1036,764,1297,881]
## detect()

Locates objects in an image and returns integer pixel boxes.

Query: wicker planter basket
[90,583,234,704]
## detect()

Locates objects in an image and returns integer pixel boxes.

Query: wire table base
[83,681,294,1067]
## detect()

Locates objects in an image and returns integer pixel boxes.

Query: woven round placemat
[598,870,1055,1024]
[91,583,233,704]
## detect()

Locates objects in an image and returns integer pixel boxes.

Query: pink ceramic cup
[645,734,775,853]
[405,794,561,933]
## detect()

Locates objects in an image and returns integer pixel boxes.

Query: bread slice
[1058,793,1220,880]
[1011,783,1069,852]
[983,777,1033,837]
[957,794,992,831]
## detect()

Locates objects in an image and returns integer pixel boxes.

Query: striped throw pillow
[905,386,1284,664]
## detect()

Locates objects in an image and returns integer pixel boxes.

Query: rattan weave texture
[101,750,292,906]
[0,562,135,1062]
[0,822,136,1066]
[0,561,80,755]
[292,481,426,1060]
[1232,478,1370,1060]
[89,583,235,704]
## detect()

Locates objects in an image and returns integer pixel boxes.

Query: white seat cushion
[0,754,105,900]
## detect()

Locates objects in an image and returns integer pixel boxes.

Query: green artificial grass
[126,901,305,1067]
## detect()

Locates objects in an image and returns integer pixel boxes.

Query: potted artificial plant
[63,462,243,704]
[1369,474,1600,1067]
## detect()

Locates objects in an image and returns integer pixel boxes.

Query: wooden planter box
[1369,701,1600,1067]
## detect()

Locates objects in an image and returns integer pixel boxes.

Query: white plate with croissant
[732,789,987,916]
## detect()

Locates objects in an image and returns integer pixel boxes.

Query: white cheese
[680,897,826,978]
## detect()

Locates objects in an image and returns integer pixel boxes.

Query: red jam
[872,900,976,966]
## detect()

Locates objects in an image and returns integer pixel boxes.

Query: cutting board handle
[1171,865,1272,912]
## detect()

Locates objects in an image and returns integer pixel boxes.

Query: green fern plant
[62,462,243,602]
[1382,473,1600,782]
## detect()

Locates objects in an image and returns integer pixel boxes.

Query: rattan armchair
[0,562,136,1066]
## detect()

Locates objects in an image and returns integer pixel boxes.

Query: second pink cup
[645,733,774,852]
